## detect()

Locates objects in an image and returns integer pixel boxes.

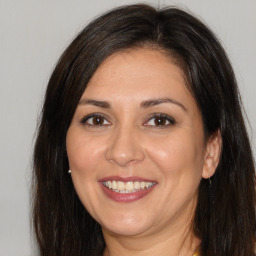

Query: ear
[202,130,222,179]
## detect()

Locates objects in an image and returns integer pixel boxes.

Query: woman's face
[66,48,216,238]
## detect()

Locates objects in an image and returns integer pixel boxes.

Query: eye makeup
[79,111,176,130]
[80,113,111,127]
[143,113,176,128]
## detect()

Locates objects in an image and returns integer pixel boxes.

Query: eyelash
[143,113,176,128]
[80,113,176,128]
[80,113,111,127]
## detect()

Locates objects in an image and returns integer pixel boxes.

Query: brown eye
[144,114,175,127]
[154,116,167,126]
[82,114,111,126]
[92,115,105,125]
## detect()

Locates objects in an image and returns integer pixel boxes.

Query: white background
[0,0,255,255]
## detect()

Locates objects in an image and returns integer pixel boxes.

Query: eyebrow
[140,97,187,111]
[78,97,187,111]
[78,99,111,108]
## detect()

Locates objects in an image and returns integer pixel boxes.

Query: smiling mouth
[102,180,156,193]
[99,176,157,202]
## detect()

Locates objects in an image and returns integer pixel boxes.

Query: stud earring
[68,170,71,174]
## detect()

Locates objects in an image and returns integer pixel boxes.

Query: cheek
[66,129,105,214]
[66,129,105,176]
[146,131,205,178]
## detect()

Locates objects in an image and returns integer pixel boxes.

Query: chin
[99,212,152,237]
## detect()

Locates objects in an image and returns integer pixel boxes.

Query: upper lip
[98,176,157,183]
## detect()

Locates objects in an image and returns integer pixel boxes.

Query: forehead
[84,48,191,101]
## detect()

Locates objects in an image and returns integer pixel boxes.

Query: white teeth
[112,180,117,189]
[145,182,152,188]
[134,181,140,189]
[107,181,112,189]
[103,180,155,193]
[126,181,134,190]
[117,181,125,190]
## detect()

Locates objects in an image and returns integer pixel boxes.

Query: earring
[68,170,71,174]
[209,175,215,205]
[209,176,212,186]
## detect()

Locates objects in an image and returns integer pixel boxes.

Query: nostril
[106,151,144,167]
[105,136,145,167]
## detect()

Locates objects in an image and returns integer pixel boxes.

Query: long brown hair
[33,4,256,255]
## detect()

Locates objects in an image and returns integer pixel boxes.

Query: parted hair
[33,4,256,256]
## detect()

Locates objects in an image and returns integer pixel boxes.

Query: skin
[66,48,221,255]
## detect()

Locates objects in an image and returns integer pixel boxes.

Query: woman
[33,4,256,256]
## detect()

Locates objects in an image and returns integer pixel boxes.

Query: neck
[102,221,200,256]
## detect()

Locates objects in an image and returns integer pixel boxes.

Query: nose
[105,125,145,167]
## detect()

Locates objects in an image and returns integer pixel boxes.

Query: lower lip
[99,183,156,203]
